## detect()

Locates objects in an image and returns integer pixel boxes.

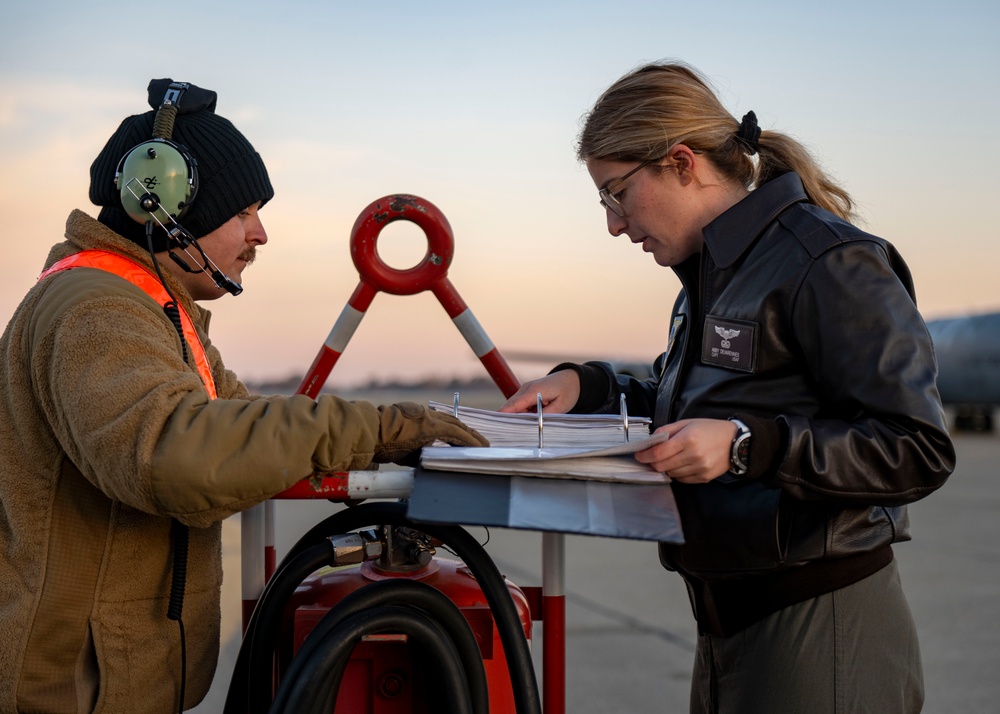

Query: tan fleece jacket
[0,211,413,713]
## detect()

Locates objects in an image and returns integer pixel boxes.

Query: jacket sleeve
[774,240,955,504]
[32,276,384,528]
[547,360,660,418]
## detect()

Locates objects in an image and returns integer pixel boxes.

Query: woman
[501,62,955,713]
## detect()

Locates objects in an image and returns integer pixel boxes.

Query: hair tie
[735,111,761,155]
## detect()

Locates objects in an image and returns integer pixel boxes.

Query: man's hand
[374,402,489,465]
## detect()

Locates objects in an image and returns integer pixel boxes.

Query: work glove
[373,402,489,465]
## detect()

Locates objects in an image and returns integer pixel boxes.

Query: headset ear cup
[115,138,198,226]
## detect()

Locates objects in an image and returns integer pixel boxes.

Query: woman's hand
[498,370,581,414]
[635,418,737,483]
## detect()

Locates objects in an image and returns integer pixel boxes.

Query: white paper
[429,401,652,449]
[420,431,670,484]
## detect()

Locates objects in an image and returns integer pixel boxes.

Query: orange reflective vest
[39,250,218,399]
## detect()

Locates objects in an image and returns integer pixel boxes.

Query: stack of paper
[428,401,651,449]
[420,431,672,484]
[423,402,668,484]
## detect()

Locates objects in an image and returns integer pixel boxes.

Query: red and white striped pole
[294,194,519,398]
[240,195,565,713]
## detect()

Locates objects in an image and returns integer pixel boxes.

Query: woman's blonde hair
[577,61,855,222]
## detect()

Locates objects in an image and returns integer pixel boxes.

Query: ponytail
[755,131,855,221]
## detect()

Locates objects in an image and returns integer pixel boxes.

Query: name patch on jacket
[702,316,757,372]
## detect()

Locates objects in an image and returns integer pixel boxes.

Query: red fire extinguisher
[225,502,540,714]
[283,526,532,712]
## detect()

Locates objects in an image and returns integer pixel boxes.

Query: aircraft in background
[507,309,1000,433]
[926,310,1000,432]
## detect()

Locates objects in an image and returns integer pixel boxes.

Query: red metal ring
[349,195,454,295]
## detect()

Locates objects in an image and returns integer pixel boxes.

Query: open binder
[428,400,652,449]
[409,397,684,543]
[425,397,665,484]
[420,431,671,484]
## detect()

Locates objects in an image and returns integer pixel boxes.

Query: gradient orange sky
[2,1,998,389]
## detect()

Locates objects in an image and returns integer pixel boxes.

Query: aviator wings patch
[703,316,756,372]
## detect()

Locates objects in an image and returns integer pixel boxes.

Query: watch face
[736,435,751,466]
[729,419,751,475]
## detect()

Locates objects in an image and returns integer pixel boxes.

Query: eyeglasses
[598,156,661,217]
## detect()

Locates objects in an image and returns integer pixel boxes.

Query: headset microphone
[165,245,244,297]
[170,258,243,297]
[168,232,245,296]
[120,176,244,296]
[115,81,244,296]
[210,271,243,296]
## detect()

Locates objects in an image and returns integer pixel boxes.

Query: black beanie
[89,78,274,251]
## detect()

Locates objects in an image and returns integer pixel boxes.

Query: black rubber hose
[226,501,540,714]
[245,543,335,712]
[224,542,334,714]
[277,606,473,714]
[229,501,427,711]
[267,502,540,714]
[269,579,488,714]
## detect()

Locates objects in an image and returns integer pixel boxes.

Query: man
[0,79,486,713]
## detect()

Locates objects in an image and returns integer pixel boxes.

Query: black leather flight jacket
[572,172,955,635]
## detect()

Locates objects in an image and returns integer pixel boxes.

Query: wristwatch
[728,418,752,477]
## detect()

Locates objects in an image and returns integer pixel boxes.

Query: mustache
[240,247,258,265]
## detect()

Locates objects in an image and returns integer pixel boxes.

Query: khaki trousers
[690,560,924,714]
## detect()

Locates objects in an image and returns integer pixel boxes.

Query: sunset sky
[2,0,997,389]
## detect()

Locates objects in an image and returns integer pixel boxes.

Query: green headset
[114,82,199,235]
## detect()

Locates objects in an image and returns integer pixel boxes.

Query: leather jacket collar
[703,172,808,269]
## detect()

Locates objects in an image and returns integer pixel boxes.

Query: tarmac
[194,420,999,713]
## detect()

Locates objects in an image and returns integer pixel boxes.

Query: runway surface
[196,425,998,713]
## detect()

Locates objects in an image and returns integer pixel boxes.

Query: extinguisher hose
[224,501,540,714]
[241,542,333,712]
[271,580,489,712]
[412,519,542,714]
[274,501,539,714]
[270,579,488,713]
[275,604,477,714]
